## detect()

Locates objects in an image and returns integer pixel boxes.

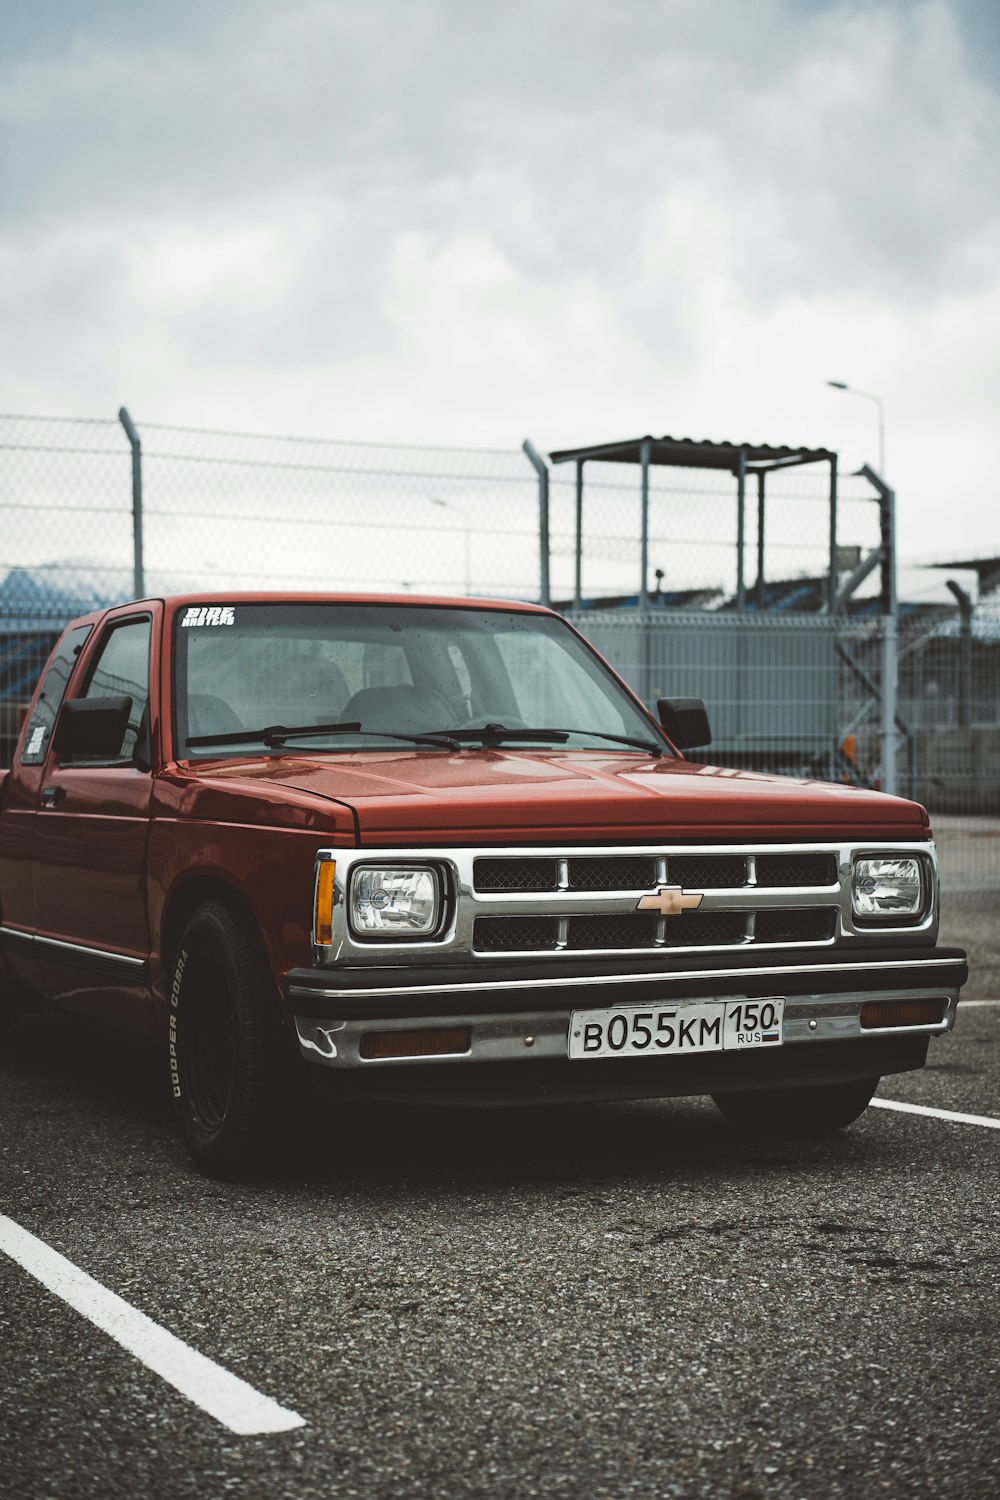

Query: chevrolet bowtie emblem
[636,886,704,917]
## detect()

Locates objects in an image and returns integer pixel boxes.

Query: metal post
[859,463,897,796]
[574,459,584,612]
[755,470,766,609]
[881,610,897,795]
[881,479,897,796]
[118,405,145,598]
[827,455,838,613]
[639,440,651,607]
[736,449,746,610]
[522,440,551,608]
[946,580,974,729]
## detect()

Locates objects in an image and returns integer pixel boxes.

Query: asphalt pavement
[1,979,997,1500]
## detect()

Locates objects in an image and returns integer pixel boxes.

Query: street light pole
[826,380,886,476]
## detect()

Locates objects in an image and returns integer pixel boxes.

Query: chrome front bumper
[293,986,960,1069]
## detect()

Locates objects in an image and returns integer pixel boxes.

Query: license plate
[568,998,785,1059]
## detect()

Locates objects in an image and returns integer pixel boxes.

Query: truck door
[33,610,157,1031]
[0,621,94,995]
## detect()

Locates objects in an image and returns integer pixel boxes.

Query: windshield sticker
[181,606,236,628]
[26,725,47,756]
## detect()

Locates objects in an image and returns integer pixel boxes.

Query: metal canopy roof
[548,435,835,473]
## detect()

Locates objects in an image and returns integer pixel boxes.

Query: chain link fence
[836,599,1000,810]
[817,602,999,893]
[0,415,135,759]
[136,421,541,600]
[578,610,844,777]
[1,410,997,895]
[0,413,542,758]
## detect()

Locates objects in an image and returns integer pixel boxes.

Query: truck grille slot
[473,908,831,953]
[474,917,559,951]
[755,853,838,887]
[473,852,840,897]
[755,909,837,943]
[664,911,747,947]
[566,914,660,949]
[567,857,657,891]
[474,858,559,893]
[666,854,748,888]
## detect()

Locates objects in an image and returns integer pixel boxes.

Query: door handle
[41,785,65,808]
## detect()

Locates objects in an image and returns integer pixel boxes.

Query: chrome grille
[468,843,851,957]
[312,838,939,965]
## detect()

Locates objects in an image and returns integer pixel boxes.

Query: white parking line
[958,999,1000,1007]
[871,1099,1000,1129]
[0,1215,305,1434]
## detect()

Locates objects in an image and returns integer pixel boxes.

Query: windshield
[173,602,669,758]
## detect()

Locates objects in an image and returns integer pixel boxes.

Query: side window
[75,618,152,764]
[20,624,94,765]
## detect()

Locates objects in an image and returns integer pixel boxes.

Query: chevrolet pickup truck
[0,593,967,1175]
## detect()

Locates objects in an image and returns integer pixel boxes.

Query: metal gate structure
[525,432,902,796]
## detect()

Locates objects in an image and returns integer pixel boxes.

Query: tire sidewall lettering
[168,947,188,1100]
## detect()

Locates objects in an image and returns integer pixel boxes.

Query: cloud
[0,0,997,561]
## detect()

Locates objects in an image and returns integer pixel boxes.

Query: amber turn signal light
[314,859,337,946]
[859,999,945,1030]
[360,1027,472,1060]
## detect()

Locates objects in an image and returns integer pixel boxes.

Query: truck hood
[184,749,929,844]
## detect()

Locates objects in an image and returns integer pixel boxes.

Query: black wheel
[168,900,302,1176]
[711,1076,880,1138]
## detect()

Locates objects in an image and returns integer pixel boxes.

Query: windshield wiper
[186,720,462,751]
[430,723,570,746]
[557,728,666,757]
[186,718,663,756]
[429,723,665,756]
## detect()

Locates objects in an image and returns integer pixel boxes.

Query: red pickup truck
[0,594,967,1175]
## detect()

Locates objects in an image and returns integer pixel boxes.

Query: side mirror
[54,697,132,761]
[657,697,712,751]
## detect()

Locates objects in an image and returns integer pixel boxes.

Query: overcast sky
[2,0,998,562]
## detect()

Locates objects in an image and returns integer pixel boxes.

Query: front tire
[168,900,300,1176]
[711,1076,880,1137]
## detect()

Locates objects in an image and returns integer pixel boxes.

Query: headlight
[349,866,442,940]
[852,857,923,919]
